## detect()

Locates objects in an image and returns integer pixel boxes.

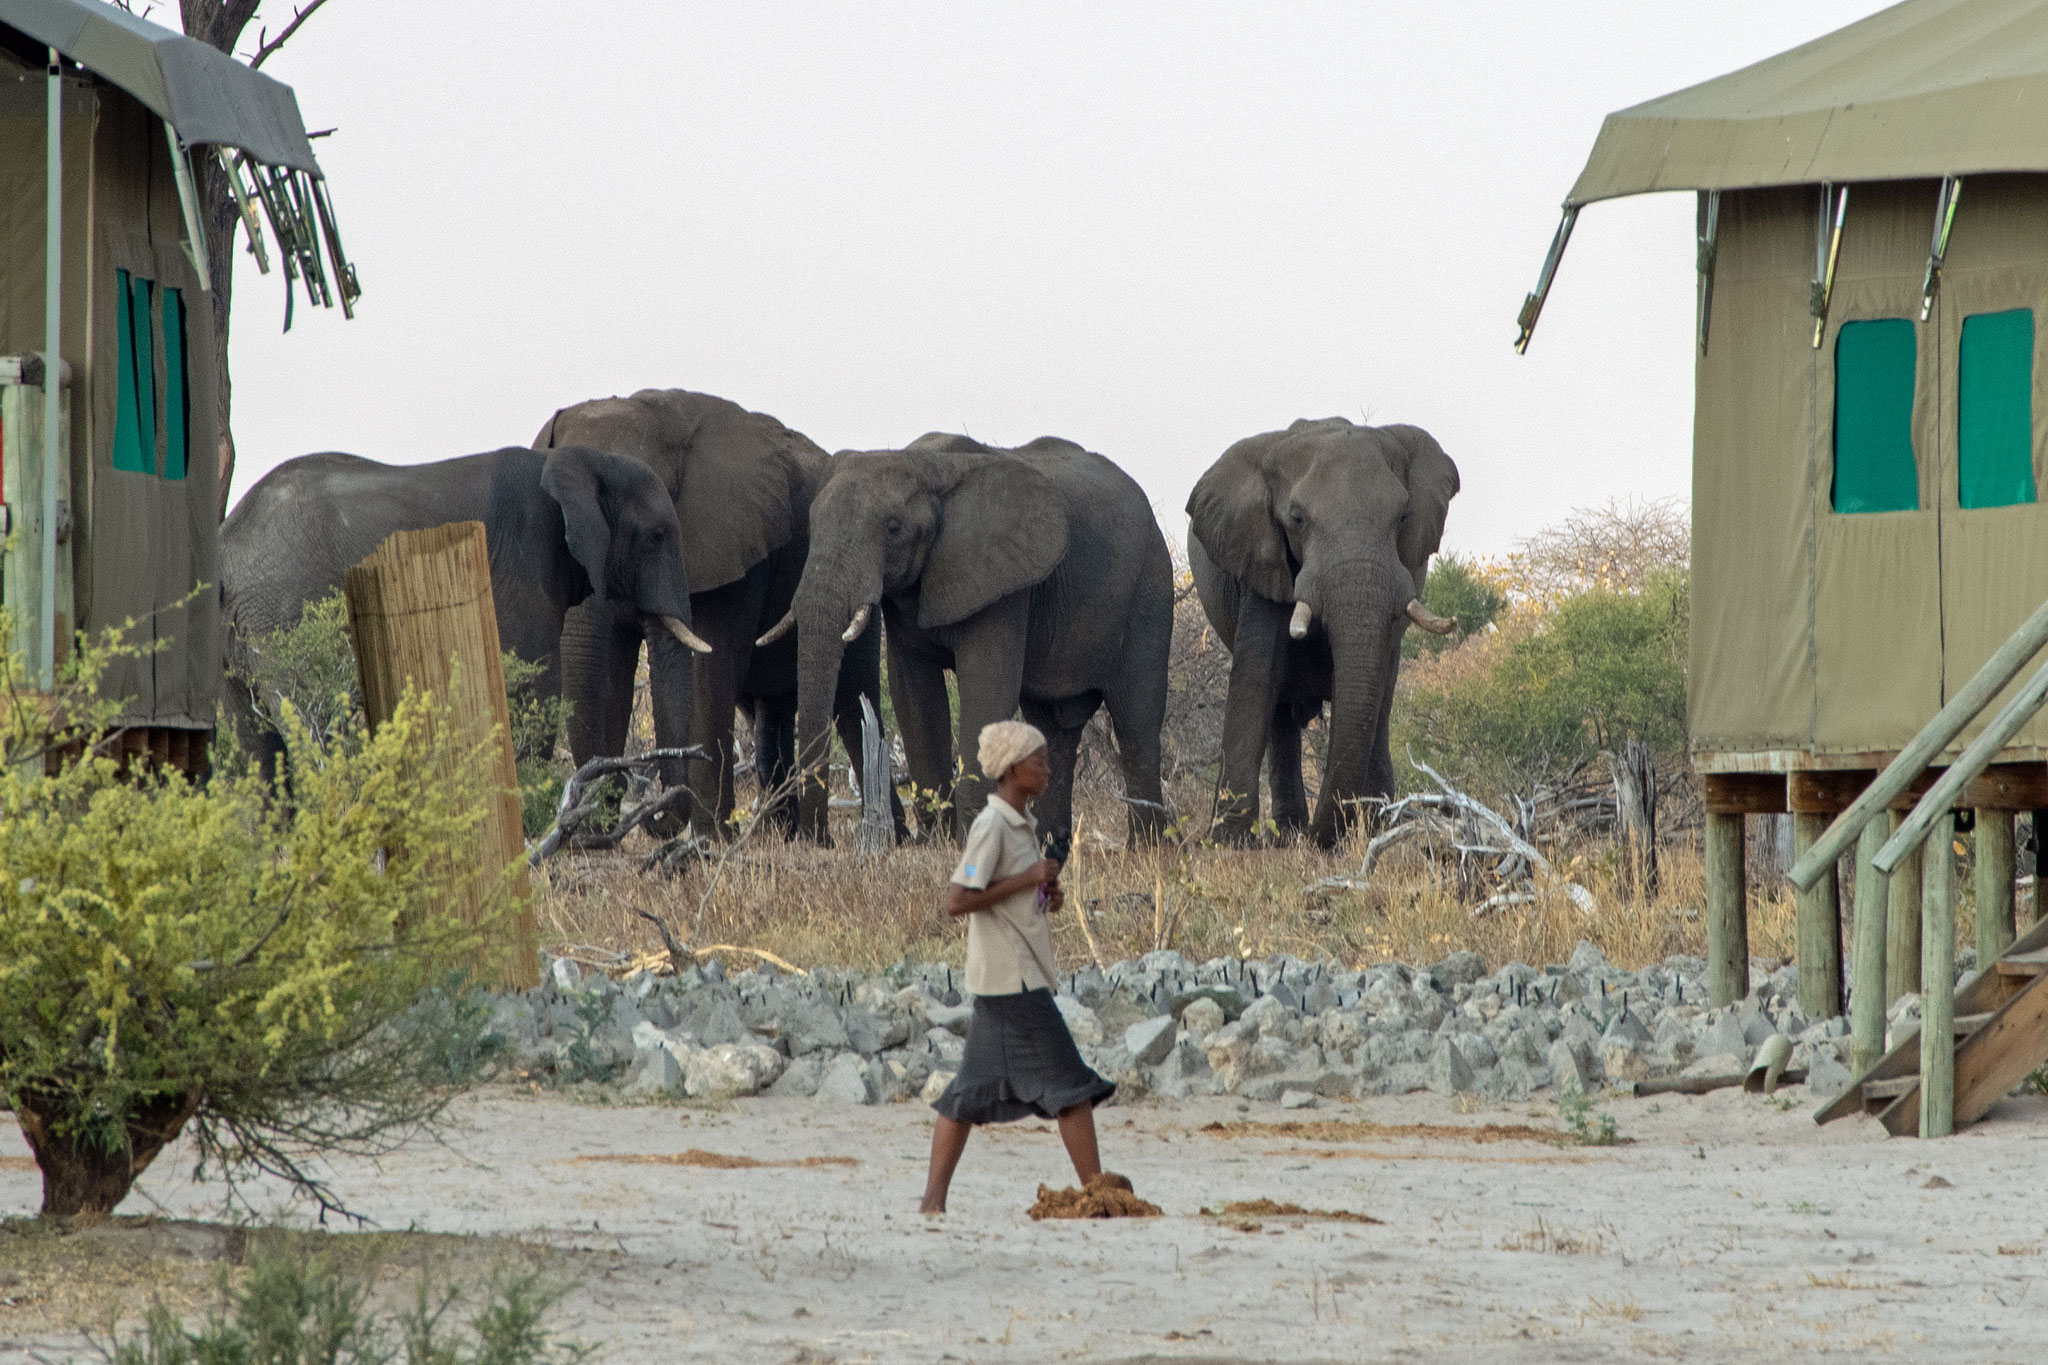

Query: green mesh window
[110,268,150,473]
[1833,318,1919,514]
[162,287,188,481]
[1958,308,2035,509]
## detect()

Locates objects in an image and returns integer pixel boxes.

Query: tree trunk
[1608,739,1658,894]
[15,1090,199,1217]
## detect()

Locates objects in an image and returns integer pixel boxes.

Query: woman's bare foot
[919,1199,946,1216]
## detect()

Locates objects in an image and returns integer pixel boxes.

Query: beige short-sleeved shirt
[951,794,1057,996]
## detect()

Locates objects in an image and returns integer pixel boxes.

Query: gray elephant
[221,445,705,762]
[1187,418,1459,848]
[534,390,901,838]
[778,432,1173,844]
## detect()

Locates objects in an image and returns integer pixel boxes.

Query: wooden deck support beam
[1793,812,1843,1017]
[1851,816,1890,1074]
[1976,809,2017,964]
[1706,811,1748,1007]
[1920,811,1956,1138]
[1888,810,1923,1005]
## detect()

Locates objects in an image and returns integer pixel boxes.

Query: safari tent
[0,0,355,772]
[1527,0,2048,1136]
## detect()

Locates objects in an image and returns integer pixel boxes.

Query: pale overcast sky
[223,1,1880,556]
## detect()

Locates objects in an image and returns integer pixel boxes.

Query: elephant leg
[751,692,798,836]
[1020,696,1089,847]
[833,613,909,840]
[1268,705,1311,835]
[888,636,956,842]
[558,600,640,764]
[1213,588,1291,843]
[948,595,1032,840]
[681,580,760,838]
[1102,618,1170,846]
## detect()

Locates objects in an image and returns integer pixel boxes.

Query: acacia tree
[175,0,337,516]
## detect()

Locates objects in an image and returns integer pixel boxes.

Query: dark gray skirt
[931,988,1116,1124]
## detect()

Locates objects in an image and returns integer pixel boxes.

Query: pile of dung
[1027,1171,1162,1220]
[1212,1198,1381,1224]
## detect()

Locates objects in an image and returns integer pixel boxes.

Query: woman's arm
[947,858,1059,918]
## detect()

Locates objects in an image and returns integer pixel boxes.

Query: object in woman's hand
[1038,826,1071,909]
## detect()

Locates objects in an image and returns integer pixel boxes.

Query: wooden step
[1994,948,2048,977]
[1956,1012,1994,1033]
[1863,1077,1917,1100]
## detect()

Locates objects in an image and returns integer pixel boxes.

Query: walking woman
[920,721,1116,1214]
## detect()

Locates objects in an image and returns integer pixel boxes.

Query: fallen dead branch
[529,746,710,865]
[1305,755,1596,916]
[573,1149,857,1169]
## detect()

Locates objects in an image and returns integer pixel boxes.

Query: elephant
[220,445,705,767]
[534,390,901,838]
[1186,418,1460,848]
[779,431,1173,845]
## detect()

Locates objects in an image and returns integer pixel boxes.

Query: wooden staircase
[1817,915,2048,1134]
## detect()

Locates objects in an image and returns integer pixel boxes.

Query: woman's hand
[1043,882,1065,914]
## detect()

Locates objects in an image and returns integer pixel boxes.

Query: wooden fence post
[1792,811,1842,1019]
[1706,811,1748,1007]
[345,522,538,990]
[1886,810,1923,1005]
[1850,816,1890,1074]
[1920,810,1955,1137]
[1975,808,2016,963]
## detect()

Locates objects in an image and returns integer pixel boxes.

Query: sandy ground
[2,1083,2046,1364]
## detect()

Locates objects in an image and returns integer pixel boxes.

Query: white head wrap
[978,720,1048,782]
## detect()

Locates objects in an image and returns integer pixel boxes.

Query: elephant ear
[546,390,822,594]
[539,447,618,599]
[1186,435,1295,602]
[918,454,1069,628]
[1376,425,1461,597]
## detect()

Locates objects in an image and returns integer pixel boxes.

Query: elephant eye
[885,517,903,538]
[1287,507,1306,528]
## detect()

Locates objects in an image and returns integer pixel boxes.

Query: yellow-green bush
[0,608,516,1218]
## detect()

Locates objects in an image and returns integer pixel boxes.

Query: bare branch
[250,0,332,69]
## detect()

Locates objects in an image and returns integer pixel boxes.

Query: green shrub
[230,589,571,837]
[1404,553,1505,658]
[1,611,514,1218]
[1394,569,1688,798]
[95,1239,590,1365]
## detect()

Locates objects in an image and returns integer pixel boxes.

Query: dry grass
[534,778,1800,974]
[1498,1217,1615,1255]
[1205,1199,1382,1225]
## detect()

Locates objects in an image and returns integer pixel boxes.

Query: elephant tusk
[1406,598,1457,635]
[661,615,715,654]
[841,603,873,644]
[1288,600,1313,640]
[755,609,796,648]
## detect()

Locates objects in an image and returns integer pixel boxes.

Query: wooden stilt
[1887,810,1923,1005]
[1920,811,1956,1137]
[1706,811,1749,1007]
[1793,811,1843,1018]
[1976,808,2016,964]
[1851,816,1890,1074]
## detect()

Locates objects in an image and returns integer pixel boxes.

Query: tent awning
[1,0,319,172]
[1569,0,2048,206]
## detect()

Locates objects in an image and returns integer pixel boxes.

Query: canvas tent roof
[0,0,318,171]
[1569,0,2048,205]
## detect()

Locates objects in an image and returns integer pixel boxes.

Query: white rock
[1279,1088,1319,1110]
[1125,1015,1178,1067]
[814,1051,876,1104]
[921,1070,956,1104]
[550,957,582,991]
[1055,994,1104,1045]
[1601,1040,1651,1085]
[925,1001,974,1036]
[1547,1037,1591,1096]
[1426,1037,1475,1095]
[1179,996,1226,1039]
[683,1043,785,1099]
[625,1045,682,1096]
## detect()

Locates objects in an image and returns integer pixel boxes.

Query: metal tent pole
[40,47,61,690]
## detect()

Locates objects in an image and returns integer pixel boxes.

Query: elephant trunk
[791,556,882,843]
[1307,562,1409,848]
